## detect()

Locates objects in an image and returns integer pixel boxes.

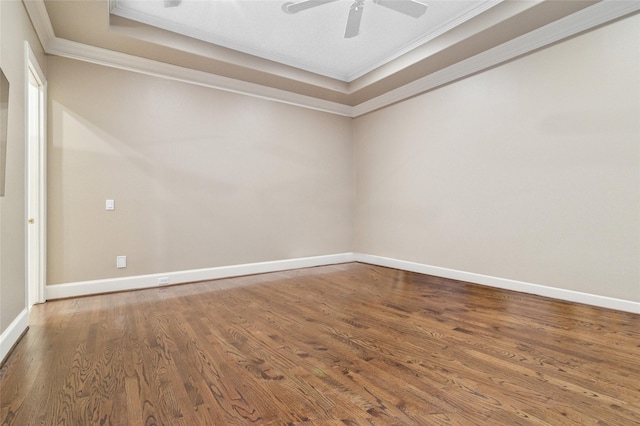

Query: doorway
[26,42,46,308]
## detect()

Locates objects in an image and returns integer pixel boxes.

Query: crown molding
[22,0,55,48]
[23,0,352,116]
[23,0,640,118]
[45,37,354,116]
[353,0,640,116]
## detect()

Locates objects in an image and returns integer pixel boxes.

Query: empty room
[1,0,639,424]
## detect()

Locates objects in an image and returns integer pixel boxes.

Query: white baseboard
[0,308,29,364]
[45,253,356,300]
[355,254,640,314]
[44,252,639,314]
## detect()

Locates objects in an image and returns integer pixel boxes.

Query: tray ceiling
[109,0,500,82]
[30,0,639,115]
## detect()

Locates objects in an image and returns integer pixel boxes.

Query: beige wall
[47,57,354,285]
[0,1,45,333]
[45,13,640,305]
[354,14,640,302]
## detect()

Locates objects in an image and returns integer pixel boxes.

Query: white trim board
[0,309,29,365]
[23,0,640,118]
[354,254,640,314]
[45,37,354,118]
[352,0,640,116]
[46,252,639,314]
[45,253,356,300]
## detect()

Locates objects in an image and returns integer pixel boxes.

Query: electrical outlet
[158,277,170,285]
[116,256,127,268]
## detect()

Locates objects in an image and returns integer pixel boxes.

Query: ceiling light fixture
[282,0,428,39]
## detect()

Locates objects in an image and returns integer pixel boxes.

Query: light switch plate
[106,199,115,211]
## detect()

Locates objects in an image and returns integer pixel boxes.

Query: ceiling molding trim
[110,2,351,83]
[23,0,353,116]
[45,37,354,117]
[22,0,55,48]
[23,0,640,118]
[107,15,350,94]
[353,0,640,117]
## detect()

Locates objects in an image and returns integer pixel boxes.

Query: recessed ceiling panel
[110,0,501,82]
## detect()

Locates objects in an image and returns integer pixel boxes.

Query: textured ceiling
[109,0,500,82]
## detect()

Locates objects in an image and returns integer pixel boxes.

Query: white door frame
[25,41,46,308]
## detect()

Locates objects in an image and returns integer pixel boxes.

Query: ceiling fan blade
[282,0,339,14]
[344,1,364,38]
[163,0,182,7]
[373,0,427,18]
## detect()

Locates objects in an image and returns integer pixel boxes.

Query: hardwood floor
[1,262,639,425]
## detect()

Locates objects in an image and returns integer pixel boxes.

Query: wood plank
[1,263,638,424]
